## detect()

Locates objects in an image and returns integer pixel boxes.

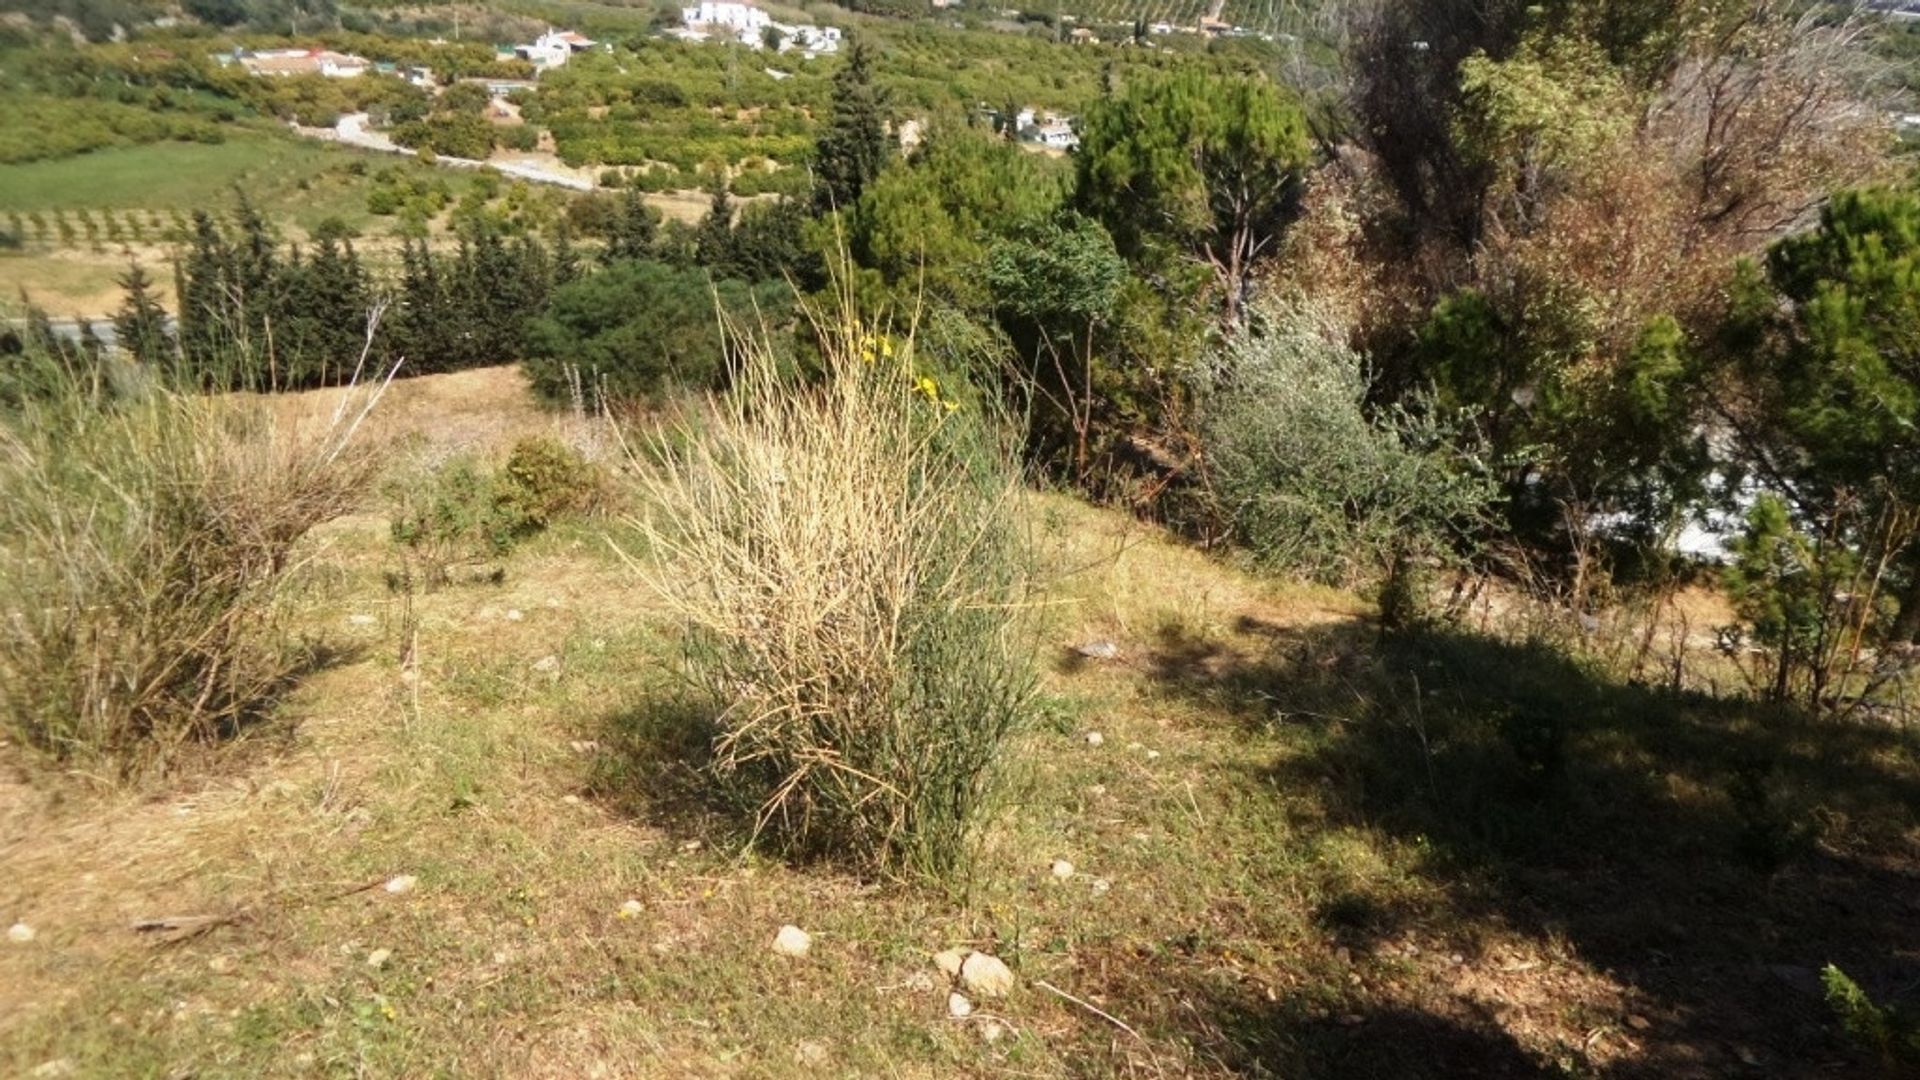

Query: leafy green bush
[387,437,601,585]
[1204,303,1496,593]
[1823,964,1920,1067]
[631,302,1035,878]
[496,435,603,531]
[0,350,376,777]
[521,259,792,406]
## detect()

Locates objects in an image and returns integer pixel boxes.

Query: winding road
[311,113,593,192]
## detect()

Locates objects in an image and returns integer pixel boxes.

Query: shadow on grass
[584,695,745,845]
[1126,615,1920,1078]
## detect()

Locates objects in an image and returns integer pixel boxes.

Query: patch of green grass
[0,135,435,233]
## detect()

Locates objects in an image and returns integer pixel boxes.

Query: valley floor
[1,369,1915,1078]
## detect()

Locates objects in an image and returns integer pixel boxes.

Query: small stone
[30,1060,74,1078]
[366,948,392,970]
[1090,878,1112,896]
[1074,640,1120,660]
[384,875,418,895]
[347,613,376,626]
[533,655,559,673]
[8,922,35,943]
[1144,749,1161,761]
[1626,1014,1651,1031]
[1085,784,1106,798]
[493,951,509,965]
[562,795,582,805]
[772,924,812,958]
[959,952,1015,998]
[1050,859,1075,880]
[794,1039,830,1066]
[947,991,974,1018]
[568,740,601,754]
[933,948,967,978]
[1083,731,1104,747]
[618,899,643,919]
[208,955,233,974]
[505,609,525,621]
[1450,953,1465,965]
[979,1018,1007,1043]
[679,839,703,853]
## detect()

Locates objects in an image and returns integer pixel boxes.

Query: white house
[238,48,371,78]
[681,1,772,34]
[515,28,595,70]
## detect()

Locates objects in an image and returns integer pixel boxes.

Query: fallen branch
[128,911,248,943]
[1034,979,1143,1041]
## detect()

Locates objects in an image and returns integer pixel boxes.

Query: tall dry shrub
[0,351,380,778]
[630,304,1034,879]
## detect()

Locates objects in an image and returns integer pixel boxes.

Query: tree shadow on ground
[1129,614,1920,1078]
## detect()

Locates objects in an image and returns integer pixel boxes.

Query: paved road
[313,113,593,192]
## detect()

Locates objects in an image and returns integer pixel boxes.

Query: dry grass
[0,370,1914,1079]
[0,359,384,778]
[628,309,1033,877]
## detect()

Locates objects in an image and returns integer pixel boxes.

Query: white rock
[533,655,559,673]
[1050,859,1075,880]
[347,613,376,626]
[1083,731,1104,747]
[947,991,974,1018]
[772,924,812,958]
[1074,640,1120,660]
[30,1060,74,1078]
[8,922,35,943]
[505,609,524,622]
[958,952,1015,998]
[980,1018,1007,1043]
[1090,877,1112,896]
[562,795,582,805]
[384,874,418,895]
[933,948,967,978]
[793,1039,830,1066]
[618,899,643,919]
[1145,749,1161,761]
[366,948,392,970]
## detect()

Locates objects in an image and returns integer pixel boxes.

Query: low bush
[388,436,602,586]
[1204,302,1496,600]
[0,352,377,777]
[631,304,1035,879]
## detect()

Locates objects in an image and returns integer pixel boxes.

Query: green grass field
[0,136,439,233]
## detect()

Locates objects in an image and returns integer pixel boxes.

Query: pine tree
[551,219,582,286]
[694,180,736,275]
[176,211,230,379]
[113,260,175,369]
[813,38,892,214]
[603,186,658,265]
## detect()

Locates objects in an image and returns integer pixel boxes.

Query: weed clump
[388,435,602,585]
[0,353,376,777]
[631,306,1034,879]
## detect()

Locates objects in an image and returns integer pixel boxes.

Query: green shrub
[388,437,600,585]
[1204,302,1496,593]
[1823,964,1920,1067]
[496,435,603,531]
[631,302,1035,878]
[0,351,376,777]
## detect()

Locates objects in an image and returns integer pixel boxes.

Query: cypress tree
[812,38,892,214]
[113,260,175,369]
[694,181,736,275]
[177,210,229,377]
[603,186,658,265]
